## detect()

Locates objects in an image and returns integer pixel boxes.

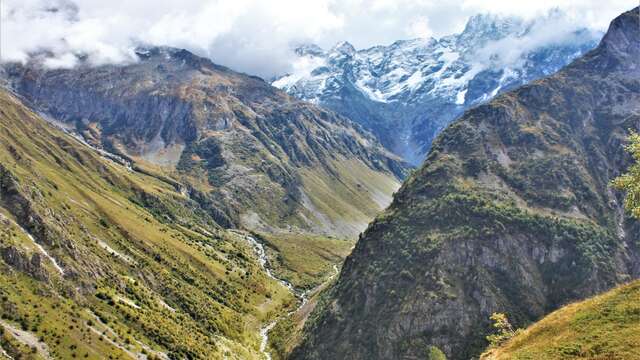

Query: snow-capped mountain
[273,12,601,164]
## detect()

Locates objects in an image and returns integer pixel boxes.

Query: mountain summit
[273,12,601,164]
[291,7,640,360]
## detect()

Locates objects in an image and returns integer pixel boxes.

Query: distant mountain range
[274,12,601,164]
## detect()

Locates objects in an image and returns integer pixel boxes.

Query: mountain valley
[0,4,639,360]
[3,48,407,240]
[291,7,640,360]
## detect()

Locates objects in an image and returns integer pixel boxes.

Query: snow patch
[272,56,327,90]
[455,88,468,105]
[405,70,424,91]
[158,298,176,312]
[32,242,65,275]
[354,77,388,103]
[94,237,135,264]
[116,296,141,309]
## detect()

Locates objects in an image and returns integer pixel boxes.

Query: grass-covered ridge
[256,232,352,290]
[481,280,640,359]
[0,88,303,359]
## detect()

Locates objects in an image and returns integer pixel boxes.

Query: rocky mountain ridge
[3,47,408,238]
[291,7,640,360]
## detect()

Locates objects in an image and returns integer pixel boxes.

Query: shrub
[426,345,447,360]
[486,312,520,347]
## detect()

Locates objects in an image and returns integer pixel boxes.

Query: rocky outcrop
[292,7,640,360]
[1,246,48,281]
[0,164,55,248]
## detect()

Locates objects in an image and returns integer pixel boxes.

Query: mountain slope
[3,48,407,239]
[481,280,640,359]
[274,13,600,164]
[0,87,298,359]
[291,7,640,360]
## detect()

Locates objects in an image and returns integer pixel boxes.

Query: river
[236,231,339,360]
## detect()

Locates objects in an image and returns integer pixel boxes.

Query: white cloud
[0,0,636,77]
[472,10,601,70]
[406,16,434,39]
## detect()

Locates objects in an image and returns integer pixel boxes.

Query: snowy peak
[328,41,357,63]
[273,11,602,164]
[458,13,526,45]
[330,41,356,55]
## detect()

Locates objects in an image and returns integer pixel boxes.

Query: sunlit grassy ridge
[0,89,301,359]
[481,280,640,360]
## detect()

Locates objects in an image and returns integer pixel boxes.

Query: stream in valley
[238,231,338,360]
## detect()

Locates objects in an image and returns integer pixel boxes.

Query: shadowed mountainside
[291,7,640,360]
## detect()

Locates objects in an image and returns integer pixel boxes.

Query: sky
[0,0,637,77]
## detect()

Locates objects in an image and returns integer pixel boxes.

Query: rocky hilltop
[3,48,407,238]
[292,7,640,360]
[274,13,600,164]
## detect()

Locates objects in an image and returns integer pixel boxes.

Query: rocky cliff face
[273,13,600,164]
[292,7,640,360]
[3,48,407,238]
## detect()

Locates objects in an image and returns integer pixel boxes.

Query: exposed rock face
[0,164,56,248]
[3,48,407,238]
[292,7,640,360]
[273,13,600,164]
[0,246,48,281]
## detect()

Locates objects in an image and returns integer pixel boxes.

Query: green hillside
[0,88,302,359]
[481,280,640,359]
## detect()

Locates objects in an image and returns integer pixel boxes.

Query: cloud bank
[0,0,636,77]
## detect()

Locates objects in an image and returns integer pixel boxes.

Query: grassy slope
[482,280,640,360]
[298,158,401,238]
[257,232,352,290]
[267,279,338,360]
[0,89,297,359]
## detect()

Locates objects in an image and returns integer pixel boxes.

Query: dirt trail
[0,320,53,360]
